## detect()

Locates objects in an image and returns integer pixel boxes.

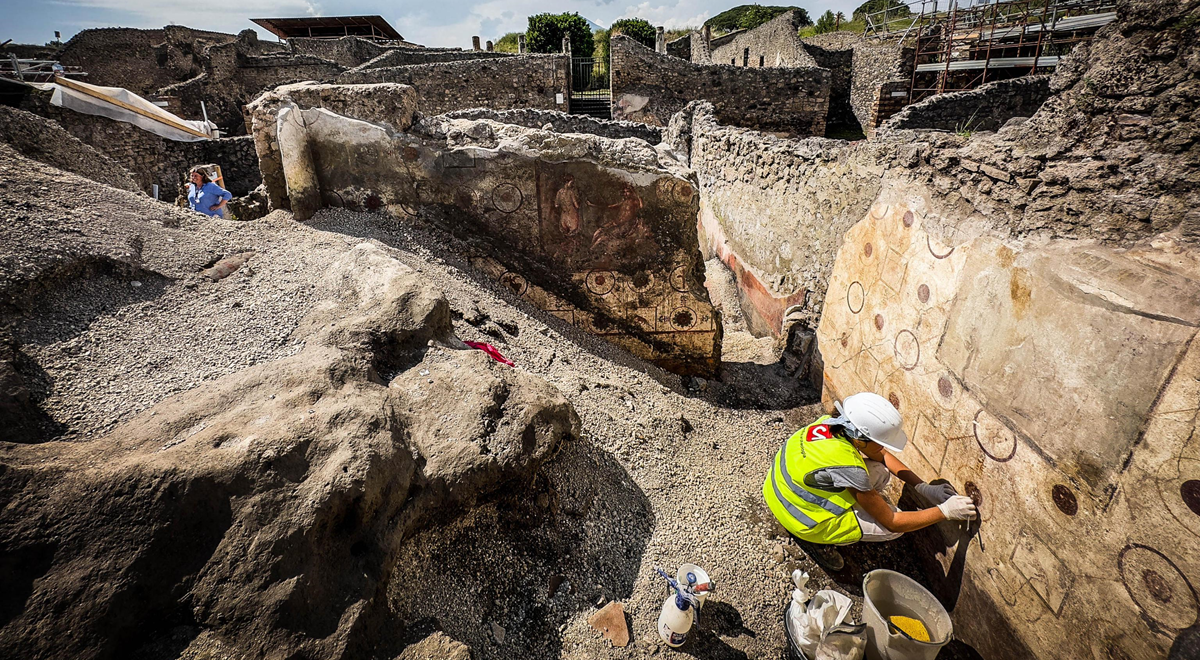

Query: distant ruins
[1,1,1198,659]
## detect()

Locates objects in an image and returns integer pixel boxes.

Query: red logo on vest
[805,424,832,441]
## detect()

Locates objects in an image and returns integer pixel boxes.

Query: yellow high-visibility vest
[763,415,866,545]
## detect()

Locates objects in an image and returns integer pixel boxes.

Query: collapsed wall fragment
[247,83,722,376]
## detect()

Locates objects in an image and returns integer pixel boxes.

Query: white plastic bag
[787,589,867,660]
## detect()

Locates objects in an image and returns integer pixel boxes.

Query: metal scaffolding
[865,0,1116,102]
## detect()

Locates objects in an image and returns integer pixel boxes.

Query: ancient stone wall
[709,11,818,68]
[336,55,570,117]
[347,47,513,72]
[610,35,830,136]
[441,108,663,144]
[249,83,721,375]
[285,36,392,67]
[848,40,910,134]
[666,33,691,60]
[801,39,857,132]
[881,75,1053,133]
[56,26,243,94]
[671,102,886,336]
[671,2,1200,655]
[19,92,259,196]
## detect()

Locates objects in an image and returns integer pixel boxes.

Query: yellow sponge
[889,615,930,642]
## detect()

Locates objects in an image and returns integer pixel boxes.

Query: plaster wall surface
[336,55,570,117]
[708,11,819,68]
[610,35,830,136]
[670,102,885,337]
[250,84,721,375]
[817,182,1200,660]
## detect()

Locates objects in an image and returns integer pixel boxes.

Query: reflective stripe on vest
[763,416,866,544]
[778,431,852,517]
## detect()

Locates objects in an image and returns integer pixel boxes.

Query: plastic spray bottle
[655,568,702,648]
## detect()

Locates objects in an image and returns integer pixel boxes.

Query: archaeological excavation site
[1,1,1198,658]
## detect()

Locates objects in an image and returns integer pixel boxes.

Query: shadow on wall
[388,440,655,660]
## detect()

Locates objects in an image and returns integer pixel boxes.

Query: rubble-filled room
[2,1,1198,659]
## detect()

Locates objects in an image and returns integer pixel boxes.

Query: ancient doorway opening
[569,57,611,120]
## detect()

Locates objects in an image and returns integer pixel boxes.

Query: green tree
[525,13,595,57]
[494,32,522,53]
[852,0,911,22]
[705,5,810,33]
[610,18,657,49]
[812,10,839,34]
[594,28,610,61]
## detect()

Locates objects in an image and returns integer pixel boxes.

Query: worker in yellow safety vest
[763,392,977,571]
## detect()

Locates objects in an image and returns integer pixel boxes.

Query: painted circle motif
[399,201,419,217]
[1182,480,1200,517]
[918,284,931,304]
[888,392,901,410]
[674,180,694,202]
[903,210,915,228]
[492,183,523,213]
[927,235,955,259]
[402,146,420,162]
[671,307,697,330]
[847,281,865,314]
[964,481,983,508]
[498,272,528,296]
[864,242,874,257]
[669,266,690,293]
[630,271,655,293]
[893,329,920,370]
[1119,544,1200,632]
[586,270,617,296]
[875,314,886,331]
[973,408,1018,462]
[1051,484,1078,516]
[938,376,954,398]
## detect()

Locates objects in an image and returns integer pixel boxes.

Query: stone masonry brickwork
[337,55,570,117]
[611,36,829,136]
[346,47,513,72]
[441,109,663,144]
[665,33,691,60]
[708,11,819,68]
[21,92,259,197]
[669,102,886,336]
[881,75,1053,133]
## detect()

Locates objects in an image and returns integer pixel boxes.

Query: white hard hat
[835,392,908,453]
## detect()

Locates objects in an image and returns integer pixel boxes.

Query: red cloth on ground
[463,340,515,367]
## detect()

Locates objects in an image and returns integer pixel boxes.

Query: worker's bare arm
[851,488,945,533]
[855,440,923,487]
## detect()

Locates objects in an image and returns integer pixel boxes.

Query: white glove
[914,482,957,505]
[937,495,978,521]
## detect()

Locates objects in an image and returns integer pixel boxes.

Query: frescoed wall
[254,88,721,375]
[817,179,1200,660]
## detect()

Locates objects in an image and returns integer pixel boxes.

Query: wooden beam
[53,76,210,139]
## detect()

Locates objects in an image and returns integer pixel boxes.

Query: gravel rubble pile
[2,146,957,658]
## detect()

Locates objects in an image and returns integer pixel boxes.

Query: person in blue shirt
[187,168,232,218]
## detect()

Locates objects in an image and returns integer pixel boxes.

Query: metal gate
[570,57,610,120]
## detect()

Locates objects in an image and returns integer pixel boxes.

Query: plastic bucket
[782,602,811,660]
[862,570,951,660]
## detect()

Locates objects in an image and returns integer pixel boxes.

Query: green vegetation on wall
[494,32,521,53]
[525,13,595,57]
[704,5,811,34]
[852,0,912,21]
[611,18,657,49]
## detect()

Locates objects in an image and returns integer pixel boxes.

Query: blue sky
[4,0,865,48]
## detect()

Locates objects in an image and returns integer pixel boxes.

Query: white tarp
[33,78,213,142]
